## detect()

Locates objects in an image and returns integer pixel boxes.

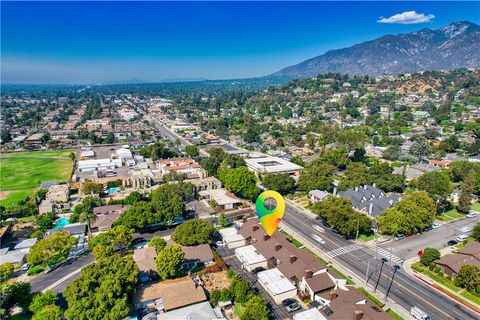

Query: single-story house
[309,190,329,203]
[436,241,480,277]
[235,245,268,271]
[133,277,207,315]
[218,227,246,249]
[293,308,328,320]
[199,189,242,210]
[157,301,220,320]
[181,244,214,270]
[14,238,38,254]
[257,268,297,304]
[133,246,158,283]
[300,272,337,300]
[0,250,26,266]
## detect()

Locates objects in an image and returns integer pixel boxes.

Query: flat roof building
[245,156,302,175]
[257,268,297,304]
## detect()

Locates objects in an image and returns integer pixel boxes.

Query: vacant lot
[0,150,74,206]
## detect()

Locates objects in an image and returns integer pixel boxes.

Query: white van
[456,234,469,242]
[410,306,431,320]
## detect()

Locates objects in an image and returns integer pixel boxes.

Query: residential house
[133,277,207,316]
[39,199,56,215]
[91,205,130,232]
[160,158,202,177]
[436,241,480,277]
[199,189,242,210]
[46,184,70,203]
[235,245,268,271]
[14,238,38,254]
[218,227,246,249]
[317,289,390,320]
[309,190,329,203]
[299,272,337,301]
[257,268,297,304]
[157,301,221,320]
[166,240,215,270]
[338,185,400,218]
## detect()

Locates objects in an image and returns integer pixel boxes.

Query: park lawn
[0,150,73,206]
[471,202,480,212]
[441,208,464,221]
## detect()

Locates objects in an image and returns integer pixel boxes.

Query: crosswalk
[371,247,404,265]
[324,244,364,258]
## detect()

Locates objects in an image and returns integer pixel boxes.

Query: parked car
[456,234,469,242]
[312,224,325,233]
[282,299,301,313]
[393,234,405,241]
[447,240,458,246]
[460,226,472,233]
[20,263,30,272]
[466,211,477,218]
[252,266,265,274]
[331,227,340,234]
[312,234,326,244]
[431,222,441,229]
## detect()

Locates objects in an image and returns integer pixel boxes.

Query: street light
[374,257,389,293]
[384,264,401,303]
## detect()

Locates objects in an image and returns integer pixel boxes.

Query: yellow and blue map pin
[256,190,285,236]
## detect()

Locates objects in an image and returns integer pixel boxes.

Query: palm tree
[79,209,97,240]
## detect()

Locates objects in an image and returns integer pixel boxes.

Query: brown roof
[457,240,480,259]
[93,204,131,215]
[182,244,214,262]
[133,247,157,273]
[305,273,336,293]
[91,212,122,230]
[133,277,207,311]
[436,254,480,274]
[240,218,326,281]
[319,289,390,320]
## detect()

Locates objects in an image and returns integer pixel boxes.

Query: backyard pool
[53,217,70,229]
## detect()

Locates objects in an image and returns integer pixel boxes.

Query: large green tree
[171,219,214,246]
[455,265,480,291]
[64,255,139,320]
[376,191,435,235]
[88,225,132,258]
[220,167,260,200]
[297,163,334,192]
[262,173,295,195]
[27,231,78,267]
[240,295,269,320]
[29,291,58,314]
[417,171,454,204]
[458,173,475,213]
[311,196,372,236]
[155,245,185,279]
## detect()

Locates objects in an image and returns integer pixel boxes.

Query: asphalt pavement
[379,216,480,259]
[30,253,94,293]
[281,203,479,320]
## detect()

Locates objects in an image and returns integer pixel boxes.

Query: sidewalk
[405,257,480,315]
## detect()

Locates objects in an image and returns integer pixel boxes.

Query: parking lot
[215,245,304,320]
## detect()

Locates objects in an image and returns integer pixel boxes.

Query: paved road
[30,253,94,293]
[379,217,480,259]
[282,203,479,320]
[216,245,301,320]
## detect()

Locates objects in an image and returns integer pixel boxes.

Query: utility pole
[375,258,388,293]
[384,265,401,302]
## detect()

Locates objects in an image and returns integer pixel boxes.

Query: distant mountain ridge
[270,21,480,78]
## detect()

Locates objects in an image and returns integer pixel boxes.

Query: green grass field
[0,150,73,206]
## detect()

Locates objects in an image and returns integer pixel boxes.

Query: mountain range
[270,21,480,79]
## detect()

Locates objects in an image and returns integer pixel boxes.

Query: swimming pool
[53,217,70,229]
[108,187,120,194]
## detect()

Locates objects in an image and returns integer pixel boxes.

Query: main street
[281,203,479,320]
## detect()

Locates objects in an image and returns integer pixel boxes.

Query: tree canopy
[27,231,78,267]
[417,171,454,202]
[220,167,260,200]
[155,245,185,279]
[64,255,139,320]
[262,173,295,195]
[171,219,214,246]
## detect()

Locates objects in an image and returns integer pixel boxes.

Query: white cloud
[378,11,435,24]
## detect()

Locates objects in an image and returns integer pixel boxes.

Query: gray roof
[339,185,400,217]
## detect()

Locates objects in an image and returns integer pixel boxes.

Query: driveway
[215,245,302,320]
[379,217,479,260]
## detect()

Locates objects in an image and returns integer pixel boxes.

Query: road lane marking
[42,267,83,292]
[324,244,364,258]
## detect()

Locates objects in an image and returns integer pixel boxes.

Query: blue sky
[1,1,479,84]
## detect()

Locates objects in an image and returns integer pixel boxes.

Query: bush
[429,262,435,271]
[446,275,452,282]
[210,290,221,306]
[438,271,444,277]
[420,247,441,266]
[411,263,424,272]
[476,286,480,294]
[434,266,441,273]
[28,264,46,275]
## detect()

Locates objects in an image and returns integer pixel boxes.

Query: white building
[235,245,267,271]
[245,156,302,176]
[257,268,297,304]
[77,159,122,172]
[218,227,246,249]
[293,308,327,320]
[199,189,242,210]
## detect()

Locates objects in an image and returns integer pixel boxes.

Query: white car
[460,226,472,233]
[312,234,326,244]
[312,224,325,233]
[466,211,477,218]
[456,234,469,242]
[431,222,441,229]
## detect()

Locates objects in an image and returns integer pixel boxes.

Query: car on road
[20,263,30,272]
[393,234,405,241]
[431,222,441,229]
[282,299,301,313]
[410,306,431,320]
[456,234,469,242]
[466,211,477,218]
[331,227,340,234]
[312,224,325,233]
[312,234,326,244]
[252,267,265,274]
[447,240,458,246]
